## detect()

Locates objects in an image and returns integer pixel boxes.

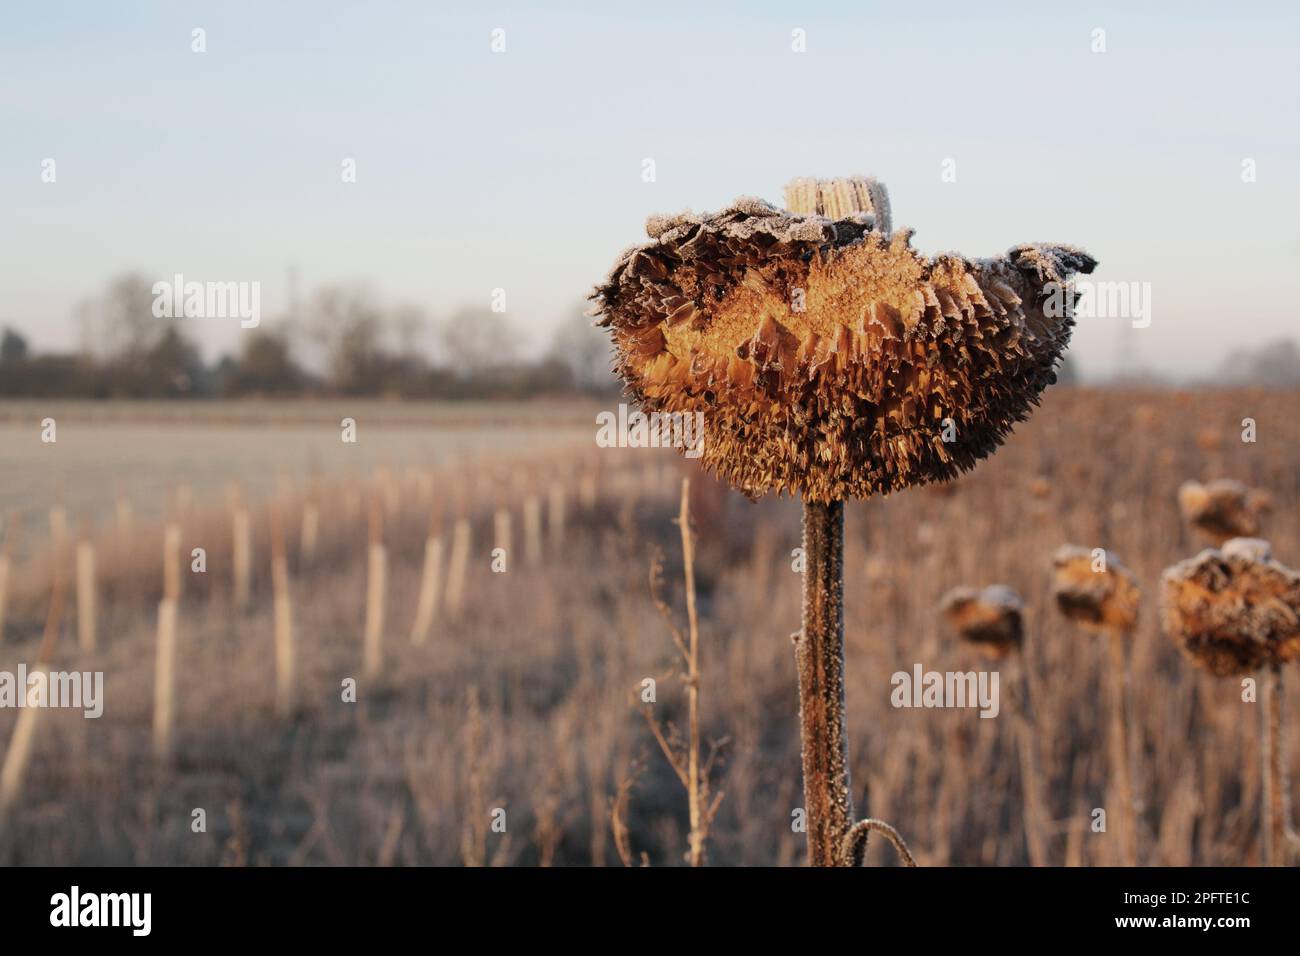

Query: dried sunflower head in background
[939,585,1024,659]
[590,177,1096,502]
[1177,478,1270,545]
[1052,545,1141,635]
[1161,538,1300,676]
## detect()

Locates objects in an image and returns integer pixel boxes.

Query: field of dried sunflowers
[0,386,1296,866]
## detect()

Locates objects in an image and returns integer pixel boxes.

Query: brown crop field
[0,388,1296,866]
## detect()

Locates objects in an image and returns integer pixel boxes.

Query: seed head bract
[590,178,1096,501]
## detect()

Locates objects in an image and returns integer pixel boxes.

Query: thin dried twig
[641,477,726,866]
[648,551,689,662]
[610,756,645,868]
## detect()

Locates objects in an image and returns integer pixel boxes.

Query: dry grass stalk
[534,792,560,868]
[459,686,510,867]
[1177,479,1270,546]
[75,535,96,654]
[363,494,387,681]
[1052,545,1141,865]
[270,506,294,718]
[461,686,488,867]
[642,478,726,866]
[940,585,1047,865]
[522,495,542,566]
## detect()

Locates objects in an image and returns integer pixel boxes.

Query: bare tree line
[0,272,616,399]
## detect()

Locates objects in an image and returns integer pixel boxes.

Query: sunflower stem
[1105,629,1138,866]
[1264,663,1288,866]
[1010,654,1050,866]
[796,499,853,866]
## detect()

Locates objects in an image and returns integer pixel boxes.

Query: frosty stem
[797,500,853,866]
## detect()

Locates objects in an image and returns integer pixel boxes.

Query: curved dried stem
[839,818,917,868]
[610,756,645,868]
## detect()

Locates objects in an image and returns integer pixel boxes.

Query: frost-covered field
[0,399,600,549]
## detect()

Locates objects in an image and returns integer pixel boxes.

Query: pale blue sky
[2,0,1296,379]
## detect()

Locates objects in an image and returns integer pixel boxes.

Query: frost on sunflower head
[1052,545,1141,636]
[1161,538,1300,677]
[589,177,1096,502]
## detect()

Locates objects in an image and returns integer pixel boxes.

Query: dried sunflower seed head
[590,176,1095,501]
[1161,538,1300,676]
[1051,545,1141,635]
[939,585,1024,658]
[1176,479,1270,545]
